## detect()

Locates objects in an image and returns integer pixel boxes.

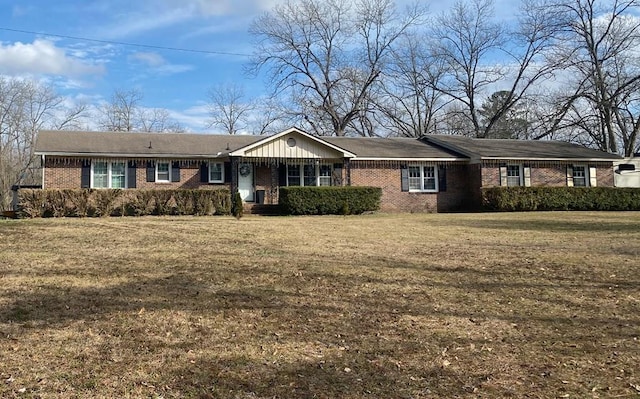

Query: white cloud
[128,51,194,76]
[129,52,167,67]
[0,39,105,77]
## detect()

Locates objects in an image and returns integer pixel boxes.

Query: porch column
[230,156,239,194]
[345,158,351,186]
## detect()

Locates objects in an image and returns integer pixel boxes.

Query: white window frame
[156,161,171,183]
[506,165,522,187]
[91,161,127,189]
[208,162,225,183]
[408,165,438,193]
[572,165,589,187]
[286,164,333,187]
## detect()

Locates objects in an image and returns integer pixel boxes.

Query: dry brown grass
[0,212,639,398]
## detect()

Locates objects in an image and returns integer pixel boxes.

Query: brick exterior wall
[44,157,616,212]
[480,162,615,188]
[350,162,471,212]
[44,158,83,189]
[44,158,230,190]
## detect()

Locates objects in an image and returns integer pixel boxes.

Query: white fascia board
[229,127,356,158]
[352,157,467,162]
[479,156,622,162]
[34,151,226,159]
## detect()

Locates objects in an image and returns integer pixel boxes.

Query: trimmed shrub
[231,191,243,219]
[482,187,640,212]
[279,186,381,215]
[16,188,232,218]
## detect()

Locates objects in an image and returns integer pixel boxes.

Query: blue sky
[0,0,519,132]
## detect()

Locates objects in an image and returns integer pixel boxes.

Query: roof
[35,129,621,162]
[424,135,622,161]
[324,136,466,160]
[35,130,261,158]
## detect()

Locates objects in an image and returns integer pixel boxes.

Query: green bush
[17,188,232,218]
[279,186,381,215]
[482,187,640,212]
[231,191,243,219]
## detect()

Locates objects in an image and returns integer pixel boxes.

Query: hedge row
[17,188,231,218]
[482,186,640,211]
[279,186,381,215]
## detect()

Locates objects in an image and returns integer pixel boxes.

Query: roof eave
[35,151,229,159]
[352,157,468,162]
[479,156,622,162]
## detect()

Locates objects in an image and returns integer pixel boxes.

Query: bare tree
[543,0,640,155]
[0,78,86,209]
[431,0,563,138]
[206,83,254,134]
[374,33,451,137]
[98,88,184,133]
[139,108,184,133]
[98,88,143,132]
[248,0,424,136]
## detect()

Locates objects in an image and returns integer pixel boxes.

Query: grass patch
[0,212,639,398]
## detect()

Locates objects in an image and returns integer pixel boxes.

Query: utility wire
[0,27,251,57]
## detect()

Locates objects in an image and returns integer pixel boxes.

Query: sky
[0,0,519,133]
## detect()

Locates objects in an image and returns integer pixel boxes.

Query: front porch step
[243,204,284,216]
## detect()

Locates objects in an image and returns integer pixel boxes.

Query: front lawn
[0,212,638,398]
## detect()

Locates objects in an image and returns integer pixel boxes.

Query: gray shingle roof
[35,130,621,162]
[323,136,465,159]
[424,135,622,161]
[35,130,261,158]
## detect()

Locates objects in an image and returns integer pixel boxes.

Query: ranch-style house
[34,127,622,212]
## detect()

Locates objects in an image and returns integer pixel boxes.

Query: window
[156,161,170,182]
[572,165,587,187]
[287,164,301,186]
[319,165,332,186]
[506,165,521,186]
[408,165,438,192]
[93,161,109,188]
[92,161,127,189]
[286,164,333,187]
[209,162,224,183]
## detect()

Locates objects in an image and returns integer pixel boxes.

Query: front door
[238,163,254,202]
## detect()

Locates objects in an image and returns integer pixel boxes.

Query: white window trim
[91,161,128,189]
[408,165,439,193]
[572,165,590,187]
[506,164,523,187]
[286,164,333,187]
[156,161,171,183]
[208,162,225,183]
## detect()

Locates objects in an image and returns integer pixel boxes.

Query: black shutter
[224,162,232,183]
[278,164,287,186]
[171,162,181,182]
[127,161,137,188]
[438,166,447,192]
[200,162,209,183]
[146,161,155,182]
[401,166,409,192]
[81,160,91,188]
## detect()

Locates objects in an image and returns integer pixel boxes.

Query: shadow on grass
[1,259,639,397]
[429,215,640,233]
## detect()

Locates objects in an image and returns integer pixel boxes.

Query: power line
[0,27,251,57]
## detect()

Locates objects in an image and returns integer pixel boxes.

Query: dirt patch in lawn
[0,212,639,398]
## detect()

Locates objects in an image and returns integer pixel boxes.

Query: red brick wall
[44,159,82,189]
[480,162,615,188]
[44,158,230,190]
[350,162,471,212]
